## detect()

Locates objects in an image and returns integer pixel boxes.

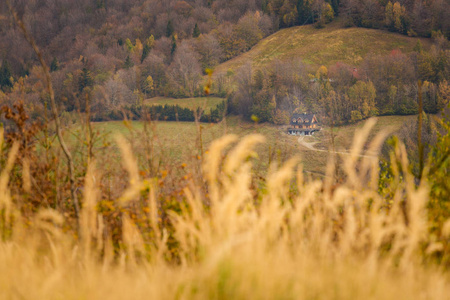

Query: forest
[0,0,449,125]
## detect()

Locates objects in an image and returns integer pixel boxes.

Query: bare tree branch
[6,1,80,225]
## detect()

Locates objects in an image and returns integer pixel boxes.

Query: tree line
[0,0,448,126]
[93,101,226,123]
[1,0,448,79]
[228,39,449,125]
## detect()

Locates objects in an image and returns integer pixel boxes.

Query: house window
[292,118,296,123]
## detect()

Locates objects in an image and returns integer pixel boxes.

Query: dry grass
[306,115,415,151]
[1,118,450,299]
[286,115,415,176]
[214,20,430,75]
[87,115,414,178]
[92,116,297,166]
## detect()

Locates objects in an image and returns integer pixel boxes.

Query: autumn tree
[437,80,450,110]
[341,0,386,28]
[347,80,377,121]
[173,1,193,17]
[318,88,341,151]
[231,63,254,117]
[313,0,334,28]
[385,1,409,34]
[144,75,154,96]
[194,34,224,71]
[168,42,202,97]
[361,50,416,114]
[104,77,137,110]
[140,53,168,95]
[216,23,248,60]
[427,105,450,258]
[234,12,264,51]
[280,0,298,27]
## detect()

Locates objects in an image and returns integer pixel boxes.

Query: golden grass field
[1,119,450,299]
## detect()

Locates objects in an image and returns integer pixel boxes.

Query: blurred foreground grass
[1,119,450,299]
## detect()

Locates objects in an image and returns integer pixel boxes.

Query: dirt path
[297,136,377,158]
[297,136,319,150]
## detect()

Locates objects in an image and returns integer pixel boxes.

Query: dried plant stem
[417,80,424,180]
[7,2,80,224]
[85,92,94,165]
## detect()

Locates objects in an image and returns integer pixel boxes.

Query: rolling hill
[213,20,430,75]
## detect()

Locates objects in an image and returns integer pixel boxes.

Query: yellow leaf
[251,115,260,123]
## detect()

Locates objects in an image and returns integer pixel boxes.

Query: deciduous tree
[168,42,202,97]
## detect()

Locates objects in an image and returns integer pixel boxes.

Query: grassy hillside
[214,21,430,75]
[144,97,225,111]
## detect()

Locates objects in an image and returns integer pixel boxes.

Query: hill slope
[214,21,430,75]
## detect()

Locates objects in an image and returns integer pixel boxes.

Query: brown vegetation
[1,118,450,299]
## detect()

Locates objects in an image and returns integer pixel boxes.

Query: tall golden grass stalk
[0,119,449,299]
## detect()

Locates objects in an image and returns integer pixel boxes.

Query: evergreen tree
[19,64,29,78]
[141,35,154,63]
[193,23,201,38]
[171,35,177,56]
[330,0,339,16]
[141,44,151,63]
[297,0,304,24]
[78,67,94,92]
[297,0,312,25]
[166,20,174,37]
[96,0,105,9]
[50,57,60,72]
[124,55,134,69]
[261,0,268,13]
[0,59,13,90]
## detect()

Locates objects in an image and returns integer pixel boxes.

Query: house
[287,113,321,136]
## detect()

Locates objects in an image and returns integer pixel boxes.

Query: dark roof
[290,113,318,126]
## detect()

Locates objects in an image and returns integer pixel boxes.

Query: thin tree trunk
[7,2,80,227]
[418,80,424,181]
